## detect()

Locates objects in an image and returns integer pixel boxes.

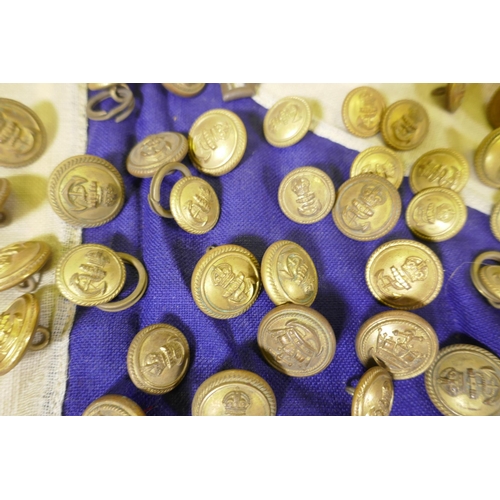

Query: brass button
[191,244,261,319]
[381,99,429,151]
[342,86,386,138]
[425,344,500,416]
[261,240,318,307]
[192,369,276,416]
[350,146,404,189]
[474,128,500,188]
[127,324,190,395]
[220,83,256,102]
[470,251,500,308]
[491,202,500,242]
[355,310,438,380]
[0,178,11,227]
[348,366,394,416]
[406,187,467,241]
[366,239,444,310]
[431,83,467,112]
[332,174,401,241]
[0,98,47,168]
[487,86,500,129]
[409,148,469,193]
[126,132,188,178]
[263,96,311,148]
[162,83,205,97]
[257,304,336,377]
[48,155,125,227]
[83,394,145,416]
[278,166,335,224]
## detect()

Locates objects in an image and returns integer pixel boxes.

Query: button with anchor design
[342,86,386,138]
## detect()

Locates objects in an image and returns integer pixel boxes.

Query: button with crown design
[342,86,386,138]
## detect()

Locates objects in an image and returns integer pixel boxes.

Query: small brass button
[0,178,11,226]
[263,96,311,148]
[474,128,500,188]
[431,83,467,112]
[48,154,125,227]
[491,202,500,242]
[192,369,276,416]
[0,98,47,168]
[127,324,190,395]
[278,166,335,224]
[425,344,500,416]
[366,239,444,310]
[342,86,386,138]
[349,366,394,416]
[332,174,401,241]
[261,240,318,307]
[83,394,145,416]
[487,86,500,129]
[355,310,439,380]
[188,109,247,177]
[406,187,467,242]
[470,251,500,308]
[162,83,205,97]
[257,304,336,377]
[381,99,429,151]
[191,244,260,319]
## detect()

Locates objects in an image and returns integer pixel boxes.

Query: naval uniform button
[332,173,401,241]
[83,394,146,416]
[365,239,443,310]
[470,251,500,308]
[342,86,386,138]
[188,109,247,177]
[162,83,205,97]
[355,310,439,380]
[431,83,467,112]
[0,178,11,226]
[48,154,125,227]
[491,202,500,242]
[192,369,276,416]
[474,128,500,188]
[263,96,312,148]
[425,344,500,416]
[257,304,336,377]
[487,86,500,129]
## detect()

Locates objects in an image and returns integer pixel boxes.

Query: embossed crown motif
[85,250,110,268]
[184,186,211,225]
[416,202,455,226]
[142,335,185,377]
[0,111,35,154]
[359,91,378,117]
[222,388,251,416]
[342,183,387,232]
[211,263,254,304]
[373,327,424,370]
[419,160,459,189]
[291,177,321,217]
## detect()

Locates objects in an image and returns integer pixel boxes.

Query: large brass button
[48,154,125,227]
[425,344,500,416]
[474,128,500,188]
[257,304,336,377]
[162,83,205,97]
[349,366,394,416]
[342,87,386,138]
[192,369,276,416]
[191,244,261,319]
[332,174,401,241]
[0,98,47,168]
[470,251,500,308]
[83,394,145,416]
[487,86,500,129]
[261,240,318,307]
[0,178,11,226]
[355,310,439,380]
[366,239,443,310]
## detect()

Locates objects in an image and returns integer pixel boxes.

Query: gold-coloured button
[257,304,336,377]
[192,369,276,416]
[188,109,247,177]
[491,202,500,242]
[342,86,386,138]
[425,344,500,416]
[261,240,318,307]
[406,187,467,241]
[126,132,188,178]
[479,266,500,304]
[82,394,146,416]
[366,239,444,310]
[162,83,205,97]
[0,98,47,168]
[381,99,429,151]
[350,146,404,189]
[474,128,500,188]
[348,366,394,416]
[263,96,312,148]
[220,83,257,102]
[332,174,401,241]
[0,178,11,226]
[409,148,469,193]
[431,83,467,112]
[355,310,438,380]
[191,244,261,319]
[278,166,335,224]
[127,324,190,395]
[48,155,125,227]
[470,251,500,308]
[487,86,500,129]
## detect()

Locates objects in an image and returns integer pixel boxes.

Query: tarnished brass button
[162,83,205,97]
[127,324,190,395]
[409,148,469,193]
[355,310,439,380]
[348,366,394,416]
[425,344,500,416]
[278,166,335,224]
[491,202,500,242]
[381,100,429,151]
[192,369,276,416]
[366,239,444,310]
[126,132,188,178]
[342,86,386,138]
[261,240,318,307]
[188,109,247,177]
[220,83,256,102]
[487,86,500,129]
[406,187,467,241]
[333,174,401,241]
[470,251,500,308]
[474,128,500,188]
[0,98,47,168]
[257,304,336,377]
[431,83,467,112]
[263,96,311,148]
[0,178,11,226]
[350,146,404,189]
[191,244,260,319]
[83,394,145,416]
[48,155,125,227]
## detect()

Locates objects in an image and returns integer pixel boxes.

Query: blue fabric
[63,84,500,416]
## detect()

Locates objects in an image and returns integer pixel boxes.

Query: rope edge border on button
[351,366,394,416]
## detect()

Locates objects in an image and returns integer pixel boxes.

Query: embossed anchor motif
[359,160,395,180]
[268,102,302,132]
[342,183,387,232]
[291,177,322,217]
[69,250,110,297]
[211,263,255,304]
[0,312,22,355]
[356,90,380,131]
[368,380,392,416]
[183,186,212,226]
[414,201,455,227]
[222,388,251,416]
[140,136,172,158]
[0,111,35,155]
[279,252,314,295]
[62,176,117,212]
[141,334,185,377]
[375,256,428,298]
[392,106,425,144]
[193,121,231,163]
[417,159,460,189]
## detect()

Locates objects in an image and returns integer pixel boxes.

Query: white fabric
[0,84,87,416]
